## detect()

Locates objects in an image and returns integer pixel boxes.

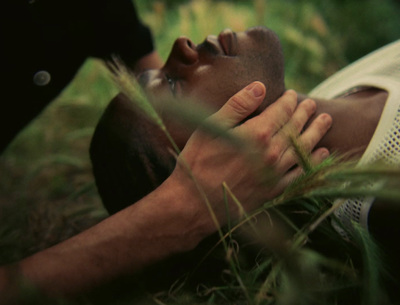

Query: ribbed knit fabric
[308,40,400,238]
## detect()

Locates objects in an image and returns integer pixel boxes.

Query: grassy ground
[0,0,399,303]
[0,60,114,262]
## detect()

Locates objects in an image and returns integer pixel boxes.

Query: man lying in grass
[0,69,332,304]
[90,26,400,303]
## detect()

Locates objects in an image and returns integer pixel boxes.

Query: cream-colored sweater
[308,40,400,236]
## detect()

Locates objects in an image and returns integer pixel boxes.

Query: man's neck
[297,88,388,160]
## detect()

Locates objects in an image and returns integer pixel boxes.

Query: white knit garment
[308,40,400,237]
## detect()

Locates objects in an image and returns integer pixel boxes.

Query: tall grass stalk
[107,58,180,155]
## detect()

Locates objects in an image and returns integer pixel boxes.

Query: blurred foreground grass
[0,0,399,303]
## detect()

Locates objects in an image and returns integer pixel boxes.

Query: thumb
[208,81,266,129]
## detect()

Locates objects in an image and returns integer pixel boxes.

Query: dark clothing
[0,0,154,153]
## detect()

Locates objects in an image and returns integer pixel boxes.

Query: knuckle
[226,95,251,117]
[264,146,280,165]
[282,102,295,118]
[292,119,302,132]
[255,129,273,144]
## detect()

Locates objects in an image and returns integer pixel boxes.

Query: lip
[218,30,236,56]
[218,33,229,56]
[202,35,224,56]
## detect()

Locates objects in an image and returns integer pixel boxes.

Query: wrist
[158,174,217,251]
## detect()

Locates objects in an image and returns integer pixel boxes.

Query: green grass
[0,0,400,304]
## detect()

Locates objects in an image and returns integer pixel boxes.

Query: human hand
[167,82,332,236]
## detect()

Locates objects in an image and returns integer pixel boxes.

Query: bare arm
[0,82,332,302]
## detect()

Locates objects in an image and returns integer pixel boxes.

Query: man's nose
[166,37,199,69]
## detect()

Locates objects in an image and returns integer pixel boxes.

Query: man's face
[138,26,284,111]
[137,26,285,147]
[90,27,285,210]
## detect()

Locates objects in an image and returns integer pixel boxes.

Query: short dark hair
[90,94,175,214]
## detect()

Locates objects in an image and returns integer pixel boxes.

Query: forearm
[0,179,205,301]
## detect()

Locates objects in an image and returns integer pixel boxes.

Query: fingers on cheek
[299,98,317,116]
[208,94,253,128]
[278,98,297,121]
[226,95,254,117]
[223,83,265,121]
[310,148,330,164]
[262,90,296,124]
[293,99,317,131]
[280,89,298,106]
[274,149,296,174]
[299,113,332,150]
[282,90,298,112]
[237,120,274,145]
[316,113,333,132]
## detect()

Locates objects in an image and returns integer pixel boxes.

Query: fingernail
[285,89,296,97]
[321,113,333,126]
[246,82,264,97]
[321,149,330,159]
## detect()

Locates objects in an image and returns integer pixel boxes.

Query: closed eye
[165,74,176,96]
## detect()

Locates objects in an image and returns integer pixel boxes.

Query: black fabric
[0,0,154,153]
